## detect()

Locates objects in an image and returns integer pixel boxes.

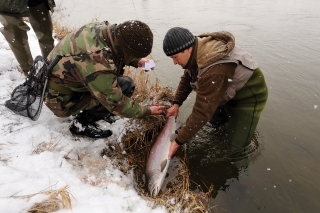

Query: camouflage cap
[115,20,153,58]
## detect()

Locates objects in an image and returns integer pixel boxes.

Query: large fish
[145,116,182,197]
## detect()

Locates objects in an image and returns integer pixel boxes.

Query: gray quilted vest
[190,45,258,104]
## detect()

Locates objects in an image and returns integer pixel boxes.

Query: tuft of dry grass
[32,135,65,154]
[51,1,73,41]
[125,67,174,108]
[11,185,72,213]
[52,21,73,41]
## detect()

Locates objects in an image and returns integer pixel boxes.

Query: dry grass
[51,1,74,41]
[126,67,174,108]
[52,21,73,41]
[32,135,65,154]
[101,67,213,213]
[11,185,72,213]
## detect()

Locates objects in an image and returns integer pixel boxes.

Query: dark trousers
[0,2,54,76]
[210,68,268,151]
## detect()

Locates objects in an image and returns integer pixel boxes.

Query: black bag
[5,55,61,121]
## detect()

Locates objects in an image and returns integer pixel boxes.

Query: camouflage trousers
[0,2,54,76]
[45,76,135,118]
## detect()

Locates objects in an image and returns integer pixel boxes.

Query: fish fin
[170,134,176,142]
[160,159,168,172]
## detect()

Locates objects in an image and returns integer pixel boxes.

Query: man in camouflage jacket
[45,20,164,138]
[0,0,55,76]
[163,27,268,157]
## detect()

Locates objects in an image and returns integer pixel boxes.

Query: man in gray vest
[0,0,55,77]
[163,27,268,158]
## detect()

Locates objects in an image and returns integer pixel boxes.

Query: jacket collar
[183,39,198,71]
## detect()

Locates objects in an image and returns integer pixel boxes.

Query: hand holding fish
[168,140,180,159]
[166,103,179,118]
[150,105,164,115]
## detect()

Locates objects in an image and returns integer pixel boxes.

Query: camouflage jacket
[47,22,150,118]
[0,0,55,17]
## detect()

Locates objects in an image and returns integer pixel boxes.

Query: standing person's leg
[224,68,268,151]
[207,106,229,130]
[0,15,33,76]
[28,2,54,58]
[224,103,261,150]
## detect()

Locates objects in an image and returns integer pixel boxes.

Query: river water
[54,0,320,212]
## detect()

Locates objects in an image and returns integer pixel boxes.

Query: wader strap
[47,80,73,95]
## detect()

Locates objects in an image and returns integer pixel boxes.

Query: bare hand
[166,104,179,118]
[168,140,180,159]
[149,105,164,115]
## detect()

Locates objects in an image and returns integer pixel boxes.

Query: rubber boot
[69,106,114,138]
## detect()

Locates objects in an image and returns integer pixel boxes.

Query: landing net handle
[28,55,62,120]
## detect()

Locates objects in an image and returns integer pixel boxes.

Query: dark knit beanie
[163,27,195,56]
[115,20,153,58]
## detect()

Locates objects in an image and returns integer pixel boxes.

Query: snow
[0,24,166,213]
